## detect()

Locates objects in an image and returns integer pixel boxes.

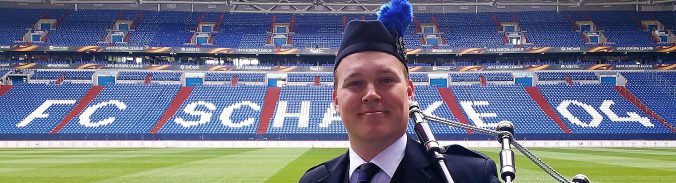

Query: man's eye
[347,81,362,87]
[381,78,394,84]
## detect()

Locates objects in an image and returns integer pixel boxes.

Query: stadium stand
[31,70,94,80]
[449,84,565,134]
[287,73,333,82]
[537,72,598,81]
[0,83,92,134]
[117,71,181,81]
[58,83,180,134]
[159,85,266,139]
[204,72,265,82]
[537,83,672,135]
[0,9,672,48]
[622,72,676,128]
[0,6,674,142]
[265,85,345,139]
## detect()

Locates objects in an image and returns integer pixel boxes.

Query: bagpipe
[409,102,590,183]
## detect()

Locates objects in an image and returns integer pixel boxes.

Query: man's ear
[332,90,339,111]
[407,79,415,102]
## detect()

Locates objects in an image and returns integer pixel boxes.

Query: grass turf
[0,147,674,183]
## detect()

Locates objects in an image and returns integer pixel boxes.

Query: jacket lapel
[391,136,433,183]
[318,152,350,183]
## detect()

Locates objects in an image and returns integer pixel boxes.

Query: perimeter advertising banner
[2,45,673,55]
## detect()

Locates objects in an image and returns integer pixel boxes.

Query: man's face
[333,51,414,144]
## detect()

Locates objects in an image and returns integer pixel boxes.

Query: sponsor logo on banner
[0,63,10,67]
[431,66,456,71]
[429,49,454,54]
[615,64,653,69]
[46,64,70,68]
[308,66,325,72]
[48,46,69,51]
[487,47,524,53]
[237,48,273,54]
[559,64,582,69]
[105,46,144,52]
[179,65,201,70]
[616,47,653,52]
[105,64,143,68]
[484,65,524,70]
[0,45,10,50]
[560,47,582,52]
[179,47,202,52]
[236,65,273,70]
[307,48,328,54]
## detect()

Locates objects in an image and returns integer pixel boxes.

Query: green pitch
[0,147,674,182]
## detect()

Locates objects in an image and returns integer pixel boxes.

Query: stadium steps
[524,86,572,133]
[50,85,104,134]
[257,87,281,135]
[0,85,12,96]
[437,87,473,134]
[150,86,193,134]
[615,86,676,132]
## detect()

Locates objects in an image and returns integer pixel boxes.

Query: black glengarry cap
[334,0,413,71]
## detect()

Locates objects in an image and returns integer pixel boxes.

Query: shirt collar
[348,134,407,179]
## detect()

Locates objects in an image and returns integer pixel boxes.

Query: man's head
[332,0,413,145]
[333,51,414,144]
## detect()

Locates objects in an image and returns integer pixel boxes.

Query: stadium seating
[47,10,117,46]
[287,73,333,82]
[205,72,265,82]
[117,71,181,81]
[0,83,92,134]
[622,72,676,127]
[0,69,9,77]
[0,8,43,45]
[265,86,345,139]
[410,73,429,82]
[413,85,468,135]
[537,72,598,81]
[159,85,266,138]
[1,8,672,48]
[537,83,672,134]
[31,70,94,80]
[449,84,563,134]
[58,83,179,134]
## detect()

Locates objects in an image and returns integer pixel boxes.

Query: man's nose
[362,83,381,103]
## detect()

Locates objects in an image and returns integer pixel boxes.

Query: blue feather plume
[376,0,413,37]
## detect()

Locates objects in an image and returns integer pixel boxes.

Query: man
[300,0,499,183]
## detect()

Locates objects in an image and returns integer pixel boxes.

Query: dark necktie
[356,162,381,183]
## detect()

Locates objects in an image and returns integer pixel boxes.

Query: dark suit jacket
[299,136,500,183]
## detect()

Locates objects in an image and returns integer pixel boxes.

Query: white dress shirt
[348,134,407,183]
